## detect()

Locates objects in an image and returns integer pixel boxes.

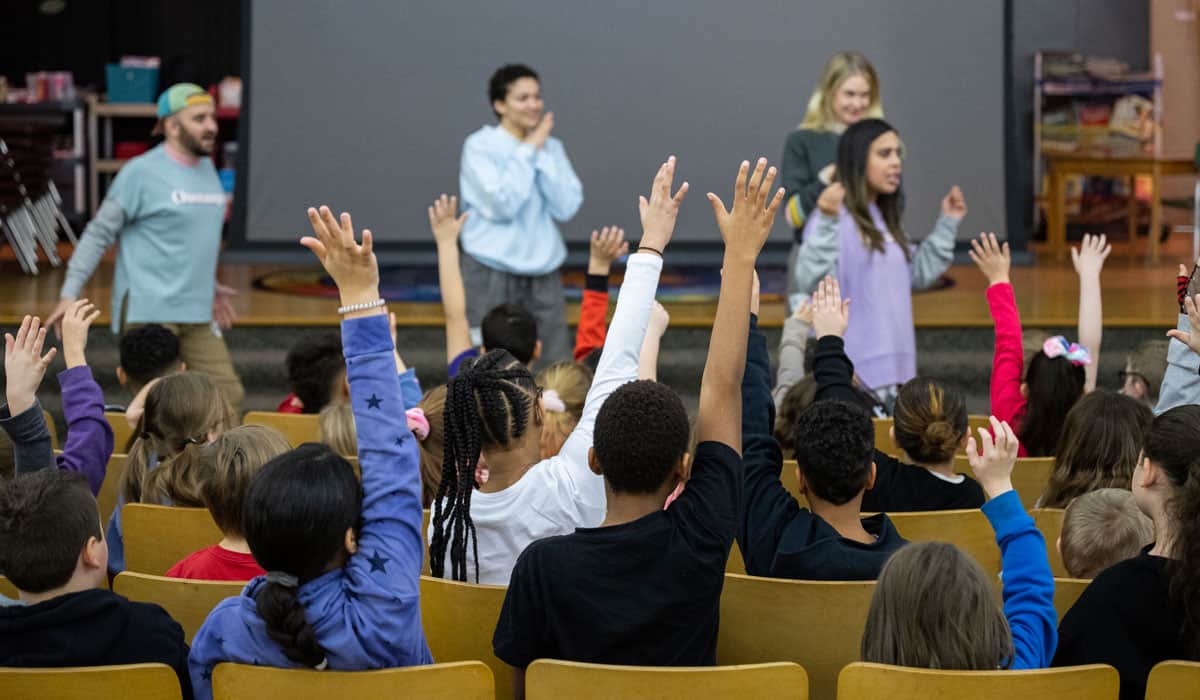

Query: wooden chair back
[419,575,513,699]
[1032,508,1068,577]
[0,575,18,600]
[242,412,320,448]
[113,572,246,643]
[1052,577,1090,622]
[122,503,223,575]
[212,660,493,700]
[955,455,1055,510]
[96,453,127,526]
[526,659,808,700]
[43,409,58,450]
[836,661,1119,700]
[718,573,874,700]
[0,663,182,700]
[105,411,136,452]
[1145,660,1200,700]
[885,509,1001,575]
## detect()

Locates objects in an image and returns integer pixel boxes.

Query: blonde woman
[782,52,883,238]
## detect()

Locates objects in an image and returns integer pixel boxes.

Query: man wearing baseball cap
[47,82,244,411]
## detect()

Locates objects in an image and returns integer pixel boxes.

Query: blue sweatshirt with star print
[187,314,431,699]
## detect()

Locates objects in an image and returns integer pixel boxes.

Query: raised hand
[942,185,968,219]
[1167,294,1200,358]
[213,283,238,331]
[1071,233,1111,278]
[526,112,554,149]
[301,206,381,312]
[966,416,1019,499]
[637,156,689,254]
[816,182,845,216]
[968,232,1011,286]
[588,226,628,275]
[4,316,57,416]
[61,299,102,369]
[750,270,761,316]
[811,275,850,339]
[428,194,468,248]
[707,158,785,264]
[648,301,670,338]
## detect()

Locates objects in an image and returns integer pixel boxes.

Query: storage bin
[105,64,159,103]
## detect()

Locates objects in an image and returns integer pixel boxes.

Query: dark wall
[1007,0,1150,247]
[0,0,241,91]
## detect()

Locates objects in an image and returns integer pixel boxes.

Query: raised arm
[809,276,862,405]
[773,302,812,409]
[968,418,1056,669]
[1,316,57,475]
[970,232,1025,425]
[301,207,426,635]
[573,227,627,360]
[534,138,583,221]
[701,157,785,450]
[553,158,687,510]
[56,299,114,493]
[637,302,669,381]
[1072,234,1110,392]
[791,183,844,295]
[428,195,473,364]
[911,186,966,290]
[1160,291,1200,412]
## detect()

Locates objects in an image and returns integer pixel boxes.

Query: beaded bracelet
[337,298,387,315]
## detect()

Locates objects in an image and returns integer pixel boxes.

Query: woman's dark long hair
[1040,390,1152,508]
[429,350,537,583]
[837,118,909,260]
[1146,405,1200,658]
[243,444,362,667]
[1018,353,1085,457]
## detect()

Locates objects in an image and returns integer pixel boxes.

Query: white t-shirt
[431,253,663,585]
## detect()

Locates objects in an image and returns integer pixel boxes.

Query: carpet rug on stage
[254,265,955,303]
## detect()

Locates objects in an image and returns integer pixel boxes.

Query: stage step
[14,323,1160,437]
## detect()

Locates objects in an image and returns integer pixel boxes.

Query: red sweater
[166,545,264,581]
[986,282,1029,457]
[573,275,610,361]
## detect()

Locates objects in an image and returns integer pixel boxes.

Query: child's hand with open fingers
[1167,293,1200,358]
[638,156,688,254]
[968,232,1011,286]
[811,275,850,339]
[589,226,628,275]
[428,194,467,248]
[1071,233,1111,278]
[302,206,381,313]
[966,416,1019,500]
[707,158,786,264]
[4,316,57,416]
[61,298,102,369]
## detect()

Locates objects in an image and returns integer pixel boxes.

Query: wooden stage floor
[0,240,1189,329]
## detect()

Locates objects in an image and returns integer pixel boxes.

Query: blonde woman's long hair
[799,51,884,132]
[536,362,593,460]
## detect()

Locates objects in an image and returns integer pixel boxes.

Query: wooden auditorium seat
[122,504,222,575]
[113,572,245,644]
[525,659,808,700]
[211,660,493,700]
[836,661,1119,700]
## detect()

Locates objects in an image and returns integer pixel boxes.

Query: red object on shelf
[114,142,150,159]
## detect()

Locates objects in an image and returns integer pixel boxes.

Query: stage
[0,240,1188,330]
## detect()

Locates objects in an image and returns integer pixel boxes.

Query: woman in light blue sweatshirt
[188,207,430,699]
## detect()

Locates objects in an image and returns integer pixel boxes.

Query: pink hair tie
[406,408,430,441]
[540,389,566,413]
[1042,335,1091,366]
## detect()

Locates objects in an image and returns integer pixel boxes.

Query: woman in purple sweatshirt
[791,119,965,406]
[1,304,113,492]
[188,207,430,700]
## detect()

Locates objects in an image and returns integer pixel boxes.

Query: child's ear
[795,466,807,496]
[115,366,128,387]
[676,452,693,483]
[532,340,543,363]
[587,447,602,476]
[81,535,106,574]
[1019,382,1029,400]
[1055,536,1063,559]
[344,527,359,555]
[865,461,877,491]
[1139,456,1162,489]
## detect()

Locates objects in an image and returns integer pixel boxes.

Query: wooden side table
[1043,153,1196,262]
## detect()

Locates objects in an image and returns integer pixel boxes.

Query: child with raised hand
[575,226,629,364]
[740,276,907,580]
[188,206,431,699]
[1,302,114,491]
[431,157,687,585]
[861,417,1057,670]
[805,277,985,512]
[1157,260,1200,412]
[493,157,781,689]
[1072,233,1110,393]
[1054,405,1200,700]
[971,232,1087,456]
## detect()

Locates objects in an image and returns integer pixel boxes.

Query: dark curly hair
[488,63,539,118]
[285,332,345,414]
[793,401,874,505]
[119,324,181,389]
[594,380,690,494]
[481,303,538,364]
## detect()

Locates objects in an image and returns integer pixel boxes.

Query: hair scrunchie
[406,407,430,441]
[1042,335,1091,366]
[265,570,299,588]
[540,389,567,413]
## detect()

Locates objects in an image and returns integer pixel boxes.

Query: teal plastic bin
[105,64,159,103]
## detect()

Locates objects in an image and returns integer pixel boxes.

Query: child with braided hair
[429,157,688,586]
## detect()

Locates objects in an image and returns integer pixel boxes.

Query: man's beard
[179,128,215,157]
